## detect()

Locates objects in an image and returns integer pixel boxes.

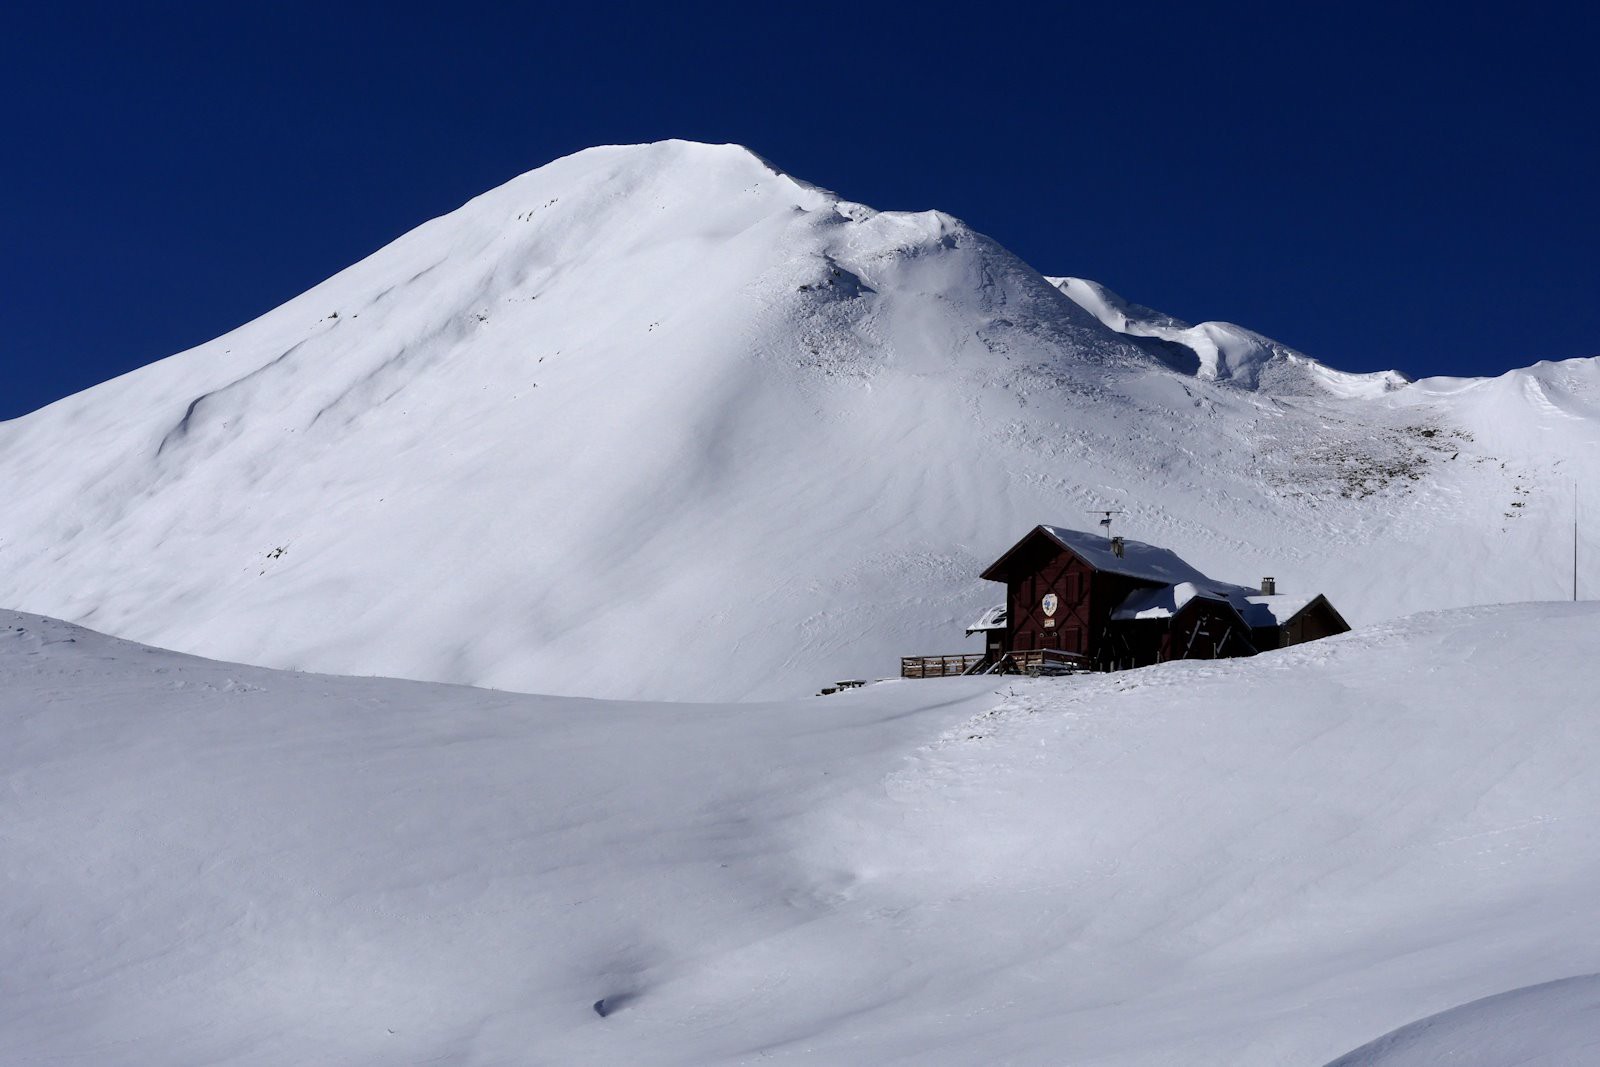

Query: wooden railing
[901,653,986,678]
[901,649,1092,679]
[995,649,1090,675]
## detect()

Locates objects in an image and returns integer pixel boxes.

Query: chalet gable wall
[1007,540,1095,655]
[1285,596,1348,645]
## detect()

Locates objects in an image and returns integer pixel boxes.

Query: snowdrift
[1324,975,1600,1066]
[2,140,1597,699]
[5,601,1599,1064]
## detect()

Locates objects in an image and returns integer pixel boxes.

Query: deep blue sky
[4,3,1596,420]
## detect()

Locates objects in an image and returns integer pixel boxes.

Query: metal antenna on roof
[1089,509,1126,541]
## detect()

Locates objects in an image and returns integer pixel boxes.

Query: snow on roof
[1241,592,1321,628]
[1112,581,1225,621]
[966,603,1008,633]
[1037,526,1219,586]
[1113,586,1322,628]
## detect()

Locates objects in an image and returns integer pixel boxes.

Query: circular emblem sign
[1042,593,1059,617]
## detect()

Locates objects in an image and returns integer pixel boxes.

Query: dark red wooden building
[974,525,1349,671]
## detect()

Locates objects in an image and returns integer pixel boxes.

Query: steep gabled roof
[981,524,1229,587]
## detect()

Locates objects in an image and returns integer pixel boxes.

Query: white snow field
[1,140,1597,700]
[1325,975,1600,1066]
[5,601,1599,1065]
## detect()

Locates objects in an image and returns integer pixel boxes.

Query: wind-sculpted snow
[1050,275,1411,394]
[5,602,1600,1064]
[0,140,1597,699]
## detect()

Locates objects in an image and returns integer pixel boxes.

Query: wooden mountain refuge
[901,525,1350,678]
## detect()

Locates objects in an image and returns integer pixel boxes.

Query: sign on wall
[1042,593,1058,617]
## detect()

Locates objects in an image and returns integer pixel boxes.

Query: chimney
[1111,536,1125,558]
[1261,577,1276,595]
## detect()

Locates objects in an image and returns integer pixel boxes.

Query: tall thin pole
[1576,480,1581,602]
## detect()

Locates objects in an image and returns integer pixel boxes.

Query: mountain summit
[2,141,1595,698]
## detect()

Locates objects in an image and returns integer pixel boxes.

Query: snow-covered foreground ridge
[5,602,1599,1065]
[2,139,1598,700]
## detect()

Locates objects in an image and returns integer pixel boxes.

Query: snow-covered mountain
[1,140,1596,699]
[1050,274,1412,395]
[7,603,1600,1064]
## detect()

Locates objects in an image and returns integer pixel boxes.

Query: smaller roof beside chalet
[966,604,1008,635]
[1239,592,1320,629]
[1241,592,1349,632]
[1111,581,1228,621]
[1115,588,1336,631]
[1120,588,1344,630]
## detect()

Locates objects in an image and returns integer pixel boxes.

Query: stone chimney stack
[1111,536,1125,558]
[1261,576,1277,595]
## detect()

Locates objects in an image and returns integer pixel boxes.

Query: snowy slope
[1325,975,1600,1066]
[2,140,1597,699]
[1049,274,1411,395]
[6,603,1600,1064]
